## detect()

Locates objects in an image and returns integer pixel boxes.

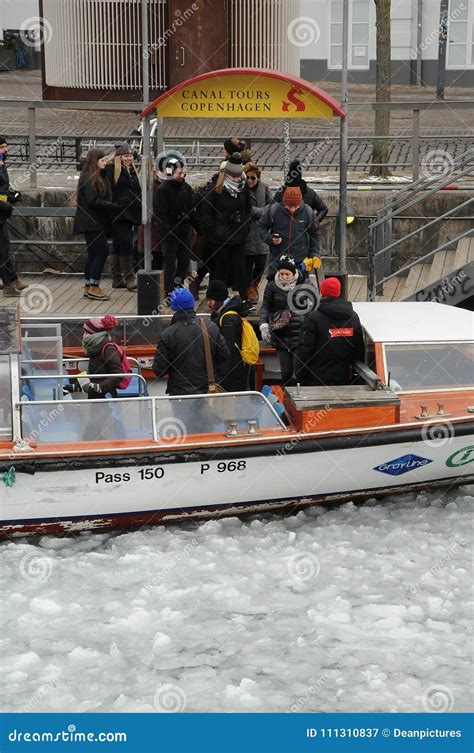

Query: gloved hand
[84,382,102,396]
[259,323,271,345]
[63,381,81,395]
[8,191,21,204]
[301,257,321,272]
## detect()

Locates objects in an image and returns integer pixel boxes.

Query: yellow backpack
[219,311,260,365]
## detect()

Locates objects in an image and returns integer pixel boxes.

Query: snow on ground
[1,487,472,714]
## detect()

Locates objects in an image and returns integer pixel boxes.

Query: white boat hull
[2,434,472,536]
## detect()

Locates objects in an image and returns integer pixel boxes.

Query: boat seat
[116,367,147,398]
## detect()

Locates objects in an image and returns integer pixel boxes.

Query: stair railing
[367,147,474,300]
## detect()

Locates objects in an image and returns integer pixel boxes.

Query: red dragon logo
[282,86,306,113]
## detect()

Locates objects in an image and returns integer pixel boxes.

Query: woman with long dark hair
[73,148,119,301]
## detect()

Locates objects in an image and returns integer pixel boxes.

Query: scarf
[82,331,110,357]
[224,176,245,197]
[275,270,298,292]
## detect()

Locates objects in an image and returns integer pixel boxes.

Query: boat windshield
[0,355,12,439]
[19,392,285,445]
[384,341,473,392]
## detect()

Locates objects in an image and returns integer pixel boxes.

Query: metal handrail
[16,390,288,441]
[21,372,147,396]
[370,148,474,229]
[373,197,473,258]
[382,228,474,284]
[391,147,474,199]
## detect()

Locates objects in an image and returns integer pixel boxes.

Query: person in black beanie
[201,153,252,302]
[273,160,327,266]
[153,156,197,298]
[206,279,250,392]
[259,255,308,387]
[0,136,28,296]
[274,159,328,224]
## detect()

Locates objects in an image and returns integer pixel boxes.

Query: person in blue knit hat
[169,287,195,312]
[153,288,230,396]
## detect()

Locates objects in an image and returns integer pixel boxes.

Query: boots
[110,255,126,289]
[86,285,111,301]
[247,283,259,305]
[120,256,137,291]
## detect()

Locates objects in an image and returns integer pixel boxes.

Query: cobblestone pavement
[0,71,473,178]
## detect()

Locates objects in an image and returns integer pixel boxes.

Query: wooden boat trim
[2,414,472,462]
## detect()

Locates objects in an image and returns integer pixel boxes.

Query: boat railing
[13,391,287,447]
[19,372,148,399]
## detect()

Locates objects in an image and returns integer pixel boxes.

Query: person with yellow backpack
[206,279,259,392]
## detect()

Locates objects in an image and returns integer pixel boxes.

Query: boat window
[154,393,284,437]
[20,398,154,444]
[18,392,284,445]
[21,336,63,401]
[384,341,473,391]
[0,356,12,440]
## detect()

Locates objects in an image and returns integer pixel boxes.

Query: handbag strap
[199,317,215,385]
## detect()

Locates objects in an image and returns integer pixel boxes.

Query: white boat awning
[353,302,474,343]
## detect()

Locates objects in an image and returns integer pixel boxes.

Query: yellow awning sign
[141,69,345,121]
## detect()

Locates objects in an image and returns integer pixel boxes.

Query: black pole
[436,0,449,100]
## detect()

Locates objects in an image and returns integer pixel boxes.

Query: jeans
[162,234,191,294]
[84,231,109,285]
[0,223,17,285]
[245,254,267,288]
[214,243,247,300]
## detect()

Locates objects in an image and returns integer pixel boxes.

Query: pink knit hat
[83,315,118,334]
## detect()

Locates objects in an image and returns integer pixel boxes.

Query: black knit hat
[277,255,297,273]
[0,136,7,146]
[285,159,303,187]
[206,279,229,301]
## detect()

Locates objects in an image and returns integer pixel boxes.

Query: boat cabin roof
[353,302,474,343]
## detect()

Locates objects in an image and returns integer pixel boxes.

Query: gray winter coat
[244,181,273,256]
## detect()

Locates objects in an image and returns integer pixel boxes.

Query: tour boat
[0,302,472,538]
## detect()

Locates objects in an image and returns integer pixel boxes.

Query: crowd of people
[70,135,328,305]
[2,132,364,396]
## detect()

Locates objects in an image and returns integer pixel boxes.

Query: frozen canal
[1,487,472,714]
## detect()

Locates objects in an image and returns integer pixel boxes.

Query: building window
[329,0,370,70]
[447,0,474,68]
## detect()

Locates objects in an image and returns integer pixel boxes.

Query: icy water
[1,487,472,714]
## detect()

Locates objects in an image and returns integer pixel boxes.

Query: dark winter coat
[0,172,13,225]
[295,297,365,386]
[87,341,124,398]
[245,181,273,256]
[0,159,18,226]
[260,271,307,351]
[201,183,252,247]
[211,295,249,392]
[73,174,118,235]
[104,163,142,226]
[153,178,196,241]
[257,203,320,276]
[153,310,230,395]
[274,179,328,223]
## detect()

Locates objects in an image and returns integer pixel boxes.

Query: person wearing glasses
[243,162,273,305]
